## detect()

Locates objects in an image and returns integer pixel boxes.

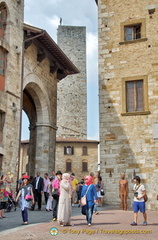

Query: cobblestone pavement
[0,205,158,240]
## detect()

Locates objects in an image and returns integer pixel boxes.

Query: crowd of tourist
[0,171,148,226]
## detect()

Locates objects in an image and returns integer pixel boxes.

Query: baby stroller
[5,192,17,212]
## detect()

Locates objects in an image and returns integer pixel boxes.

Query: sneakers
[142,222,147,226]
[95,212,99,215]
[131,222,137,226]
[88,223,91,226]
[52,218,57,221]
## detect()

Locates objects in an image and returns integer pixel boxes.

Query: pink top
[52,179,61,195]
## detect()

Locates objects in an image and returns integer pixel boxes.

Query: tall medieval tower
[0,0,23,175]
[57,26,87,139]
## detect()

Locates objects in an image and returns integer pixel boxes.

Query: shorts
[133,201,145,213]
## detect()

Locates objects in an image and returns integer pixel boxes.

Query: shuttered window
[66,160,72,172]
[64,146,74,155]
[0,47,6,91]
[82,160,88,172]
[126,80,144,112]
[82,146,88,155]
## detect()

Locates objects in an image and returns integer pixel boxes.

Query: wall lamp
[12,103,17,112]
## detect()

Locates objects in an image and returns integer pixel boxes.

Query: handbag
[100,189,105,196]
[52,188,59,198]
[81,195,86,206]
[80,185,91,207]
[25,194,33,201]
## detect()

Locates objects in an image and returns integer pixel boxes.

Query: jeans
[44,192,49,204]
[86,205,94,224]
[22,207,28,222]
[52,196,59,218]
[94,202,98,213]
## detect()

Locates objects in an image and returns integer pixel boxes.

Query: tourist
[57,173,73,226]
[119,173,128,211]
[16,175,34,225]
[0,174,13,218]
[46,177,53,211]
[43,173,49,204]
[31,172,44,210]
[131,175,147,226]
[71,173,78,206]
[96,176,104,207]
[81,175,98,226]
[52,171,62,221]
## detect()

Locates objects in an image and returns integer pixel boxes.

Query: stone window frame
[82,159,88,172]
[121,75,150,116]
[119,18,147,45]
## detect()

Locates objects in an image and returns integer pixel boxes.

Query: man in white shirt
[131,176,147,226]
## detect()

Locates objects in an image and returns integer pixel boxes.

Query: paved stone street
[0,204,158,240]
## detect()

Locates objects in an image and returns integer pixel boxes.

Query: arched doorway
[22,73,56,176]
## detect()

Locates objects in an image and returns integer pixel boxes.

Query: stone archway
[22,73,56,176]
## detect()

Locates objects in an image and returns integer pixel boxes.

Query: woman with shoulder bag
[16,175,34,225]
[81,176,98,226]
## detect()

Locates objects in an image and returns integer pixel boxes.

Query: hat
[22,175,29,180]
[56,170,62,175]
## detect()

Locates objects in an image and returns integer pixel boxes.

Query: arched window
[64,146,74,155]
[0,47,6,91]
[66,159,72,172]
[0,3,7,38]
[82,160,88,172]
[82,146,88,155]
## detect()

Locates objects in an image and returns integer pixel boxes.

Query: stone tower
[57,26,87,139]
[98,0,158,210]
[0,0,24,175]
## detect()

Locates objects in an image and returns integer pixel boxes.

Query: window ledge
[121,111,150,116]
[119,38,148,45]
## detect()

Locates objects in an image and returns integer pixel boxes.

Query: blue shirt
[81,184,98,207]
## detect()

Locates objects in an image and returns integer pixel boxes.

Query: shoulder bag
[80,185,91,206]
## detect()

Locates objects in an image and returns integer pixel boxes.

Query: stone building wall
[23,42,59,176]
[98,0,158,210]
[0,0,24,177]
[55,139,99,181]
[57,26,87,139]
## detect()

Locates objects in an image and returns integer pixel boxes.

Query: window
[64,146,74,155]
[82,146,88,155]
[124,24,141,41]
[0,47,6,91]
[120,18,147,44]
[66,159,72,172]
[0,154,3,171]
[122,75,149,116]
[82,160,88,172]
[126,80,143,112]
[0,110,5,144]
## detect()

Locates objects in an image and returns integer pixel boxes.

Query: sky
[21,0,99,140]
